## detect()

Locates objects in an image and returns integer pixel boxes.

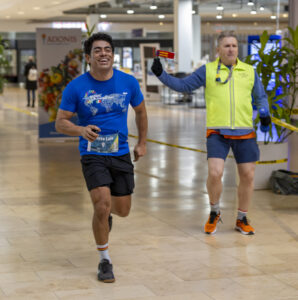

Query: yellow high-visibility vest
[205,57,255,129]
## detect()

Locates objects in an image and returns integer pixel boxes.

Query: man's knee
[117,205,130,217]
[239,169,255,184]
[208,168,223,181]
[112,195,131,217]
[94,200,111,219]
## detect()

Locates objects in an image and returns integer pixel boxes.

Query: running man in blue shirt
[56,33,148,283]
[151,31,271,236]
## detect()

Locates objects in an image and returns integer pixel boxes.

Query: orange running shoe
[235,216,255,235]
[204,211,222,234]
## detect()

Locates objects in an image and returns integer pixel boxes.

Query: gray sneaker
[98,259,115,283]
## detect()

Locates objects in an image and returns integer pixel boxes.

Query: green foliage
[84,23,96,38]
[245,26,298,143]
[0,35,10,94]
[82,22,96,72]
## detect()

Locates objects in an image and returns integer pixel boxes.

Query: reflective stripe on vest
[205,58,255,129]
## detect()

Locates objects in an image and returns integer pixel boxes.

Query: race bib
[87,132,119,153]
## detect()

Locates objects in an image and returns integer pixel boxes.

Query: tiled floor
[0,86,297,300]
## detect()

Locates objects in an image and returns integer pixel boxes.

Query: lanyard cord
[215,60,235,84]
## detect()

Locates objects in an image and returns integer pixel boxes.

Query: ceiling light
[158,15,165,19]
[283,13,288,18]
[260,6,265,11]
[127,9,134,14]
[216,4,224,11]
[100,14,107,18]
[159,22,163,26]
[150,5,157,10]
[247,1,254,6]
[216,14,222,19]
[270,15,276,19]
[232,13,237,17]
[192,10,196,14]
[251,8,257,14]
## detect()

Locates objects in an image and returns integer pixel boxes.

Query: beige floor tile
[54,288,103,300]
[232,275,298,298]
[0,278,97,297]
[0,271,40,283]
[273,272,298,289]
[120,293,213,300]
[0,292,58,300]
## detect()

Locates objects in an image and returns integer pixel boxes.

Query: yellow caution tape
[129,134,207,154]
[129,134,287,164]
[271,116,298,132]
[256,158,288,165]
[3,103,38,117]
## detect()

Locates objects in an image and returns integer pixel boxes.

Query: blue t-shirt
[60,69,143,156]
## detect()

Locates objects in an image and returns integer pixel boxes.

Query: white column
[288,0,298,172]
[192,14,201,69]
[289,0,298,28]
[86,14,99,33]
[174,0,193,73]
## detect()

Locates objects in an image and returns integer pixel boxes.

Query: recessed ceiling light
[127,9,134,14]
[100,14,107,18]
[247,1,254,6]
[270,15,276,19]
[260,6,265,11]
[216,14,222,19]
[159,22,163,26]
[150,5,157,10]
[283,13,288,18]
[232,13,237,17]
[251,9,257,14]
[192,10,196,14]
[158,15,165,19]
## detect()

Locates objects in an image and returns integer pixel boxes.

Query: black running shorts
[81,154,135,196]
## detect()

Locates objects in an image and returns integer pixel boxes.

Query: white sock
[237,209,247,220]
[97,243,111,263]
[210,202,220,214]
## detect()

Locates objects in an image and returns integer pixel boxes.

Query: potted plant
[0,35,10,94]
[245,26,298,189]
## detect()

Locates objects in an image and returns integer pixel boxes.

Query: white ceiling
[0,0,289,23]
[0,0,107,21]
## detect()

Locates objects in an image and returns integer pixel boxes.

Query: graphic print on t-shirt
[83,90,127,115]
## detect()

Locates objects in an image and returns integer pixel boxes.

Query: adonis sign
[42,34,77,45]
[36,28,82,139]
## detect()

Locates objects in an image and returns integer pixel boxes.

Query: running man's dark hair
[83,32,114,55]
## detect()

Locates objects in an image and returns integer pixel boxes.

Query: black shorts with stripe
[81,153,135,196]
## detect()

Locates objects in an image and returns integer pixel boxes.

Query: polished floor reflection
[0,86,298,300]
